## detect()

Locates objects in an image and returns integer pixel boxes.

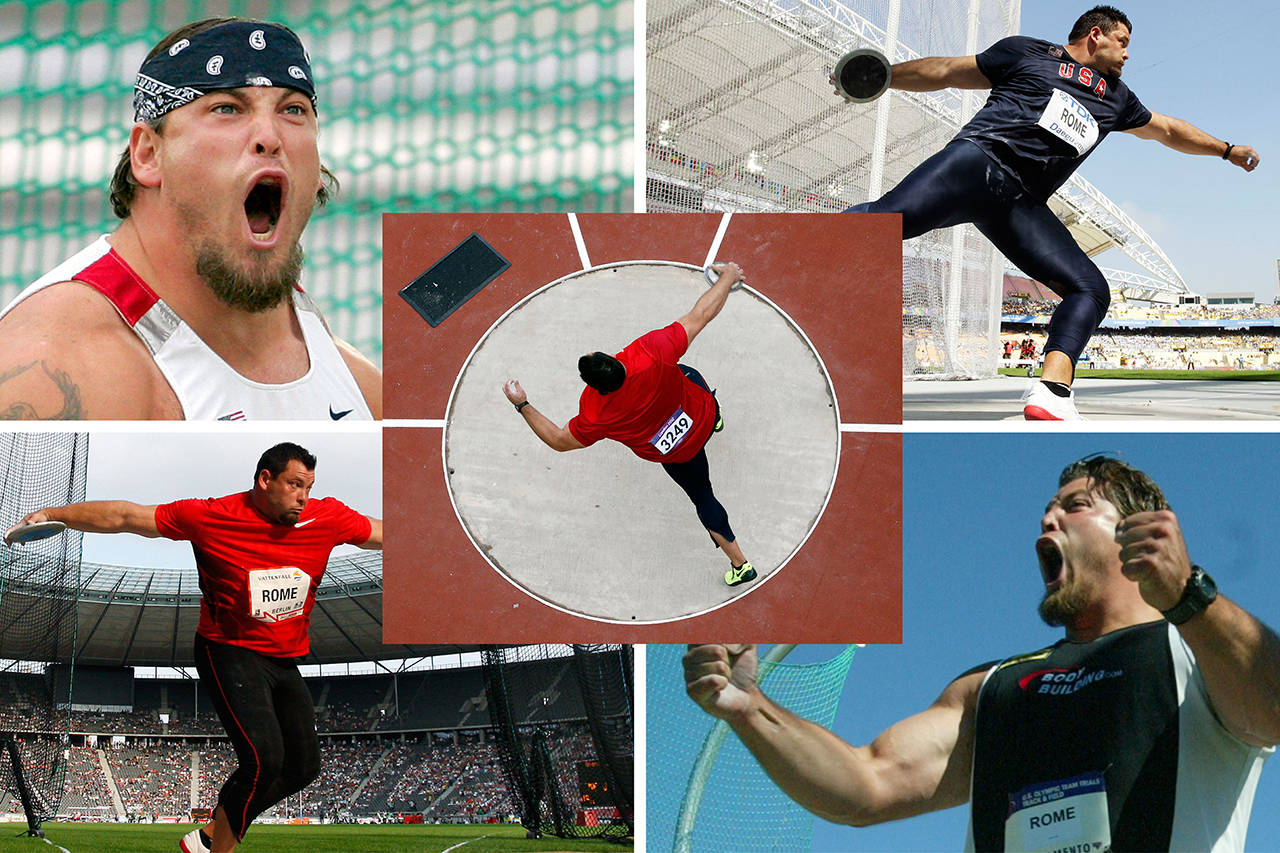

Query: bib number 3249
[650,408,694,455]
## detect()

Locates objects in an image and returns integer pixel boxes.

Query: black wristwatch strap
[514,401,530,413]
[1161,565,1218,626]
[1222,143,1234,161]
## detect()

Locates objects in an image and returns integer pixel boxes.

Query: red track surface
[383,213,902,642]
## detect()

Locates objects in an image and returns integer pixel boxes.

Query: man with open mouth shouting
[0,18,380,420]
[685,456,1280,851]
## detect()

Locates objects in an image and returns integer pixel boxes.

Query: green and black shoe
[724,561,757,587]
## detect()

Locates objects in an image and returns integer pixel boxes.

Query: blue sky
[784,433,1280,851]
[1019,1,1279,300]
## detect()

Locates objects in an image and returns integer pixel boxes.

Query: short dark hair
[1068,6,1132,42]
[1058,455,1168,519]
[256,442,316,481]
[578,352,626,394]
[108,16,337,220]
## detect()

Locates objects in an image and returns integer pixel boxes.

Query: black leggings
[848,139,1110,365]
[194,633,320,840]
[661,365,735,544]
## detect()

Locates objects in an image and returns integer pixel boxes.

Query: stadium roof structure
[648,0,1190,299]
[0,551,465,668]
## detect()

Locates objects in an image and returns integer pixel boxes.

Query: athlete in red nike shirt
[9,442,381,853]
[503,261,755,587]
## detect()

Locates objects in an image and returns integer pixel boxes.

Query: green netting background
[647,644,860,853]
[0,0,634,365]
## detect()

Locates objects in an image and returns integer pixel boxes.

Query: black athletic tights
[661,365,735,544]
[194,633,320,840]
[848,139,1110,365]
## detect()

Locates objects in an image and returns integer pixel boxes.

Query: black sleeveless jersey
[953,36,1151,201]
[968,621,1270,852]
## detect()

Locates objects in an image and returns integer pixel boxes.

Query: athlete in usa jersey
[839,7,1259,420]
[684,456,1280,850]
[7,440,381,853]
[503,261,757,587]
[956,35,1151,201]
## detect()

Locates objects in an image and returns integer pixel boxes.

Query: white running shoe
[179,827,211,853]
[1021,381,1085,421]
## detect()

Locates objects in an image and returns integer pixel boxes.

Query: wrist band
[1222,143,1233,161]
[515,401,530,413]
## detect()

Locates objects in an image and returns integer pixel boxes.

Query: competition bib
[1037,88,1099,156]
[650,408,694,455]
[1005,772,1110,853]
[248,567,309,623]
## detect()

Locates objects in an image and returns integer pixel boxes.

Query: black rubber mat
[398,233,510,326]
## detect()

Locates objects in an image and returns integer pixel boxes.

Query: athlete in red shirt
[8,442,380,853]
[503,261,755,586]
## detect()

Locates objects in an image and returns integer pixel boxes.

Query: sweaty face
[259,459,315,525]
[1093,23,1130,77]
[155,86,322,311]
[1036,477,1123,627]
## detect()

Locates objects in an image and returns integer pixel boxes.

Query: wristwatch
[1161,565,1218,625]
[514,401,530,413]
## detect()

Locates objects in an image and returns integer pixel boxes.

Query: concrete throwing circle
[444,262,839,623]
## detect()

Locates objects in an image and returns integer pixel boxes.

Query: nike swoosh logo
[330,406,353,420]
[294,518,317,528]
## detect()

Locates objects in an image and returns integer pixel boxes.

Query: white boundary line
[38,836,72,853]
[441,834,491,852]
[702,212,733,268]
[440,259,842,625]
[567,212,591,269]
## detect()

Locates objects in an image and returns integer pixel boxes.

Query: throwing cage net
[647,644,861,852]
[0,432,88,834]
[0,0,635,366]
[647,0,1019,377]
[483,644,633,840]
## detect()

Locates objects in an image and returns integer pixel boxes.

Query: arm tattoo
[0,361,85,420]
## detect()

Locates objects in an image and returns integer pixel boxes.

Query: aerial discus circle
[444,262,840,624]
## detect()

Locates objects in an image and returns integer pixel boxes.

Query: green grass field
[0,822,633,853]
[999,367,1280,381]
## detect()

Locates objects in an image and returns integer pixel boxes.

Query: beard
[1038,581,1092,627]
[195,242,304,313]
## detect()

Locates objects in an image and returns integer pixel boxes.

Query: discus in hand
[704,264,745,292]
[4,520,67,546]
[832,47,892,103]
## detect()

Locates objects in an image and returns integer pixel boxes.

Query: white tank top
[2,236,373,421]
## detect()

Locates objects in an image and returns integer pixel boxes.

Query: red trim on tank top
[73,248,160,326]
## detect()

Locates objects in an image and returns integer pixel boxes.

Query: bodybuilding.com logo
[1018,666,1123,695]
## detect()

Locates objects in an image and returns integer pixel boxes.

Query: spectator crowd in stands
[1003,297,1280,322]
[0,660,629,827]
[42,721,599,826]
[1000,298,1280,371]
